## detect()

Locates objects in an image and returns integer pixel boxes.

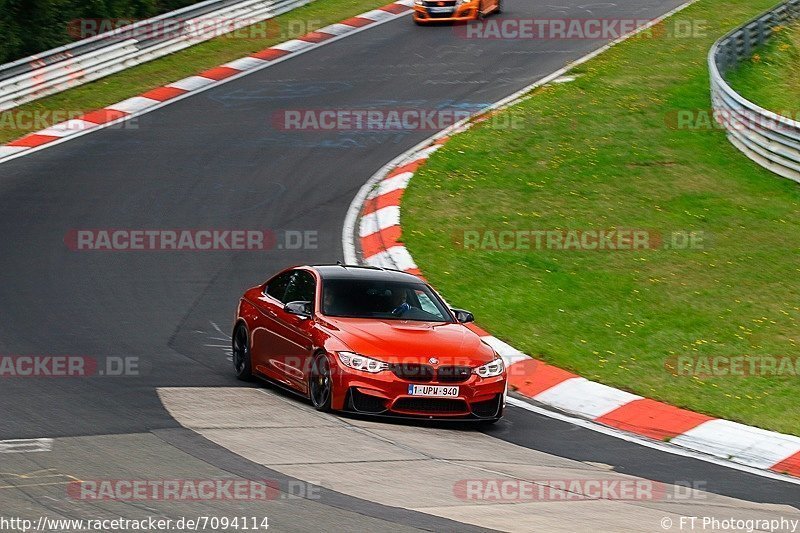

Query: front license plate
[408,385,459,397]
[429,7,454,13]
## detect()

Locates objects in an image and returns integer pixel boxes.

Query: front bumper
[332,360,507,420]
[413,2,479,23]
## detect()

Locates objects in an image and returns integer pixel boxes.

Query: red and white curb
[343,1,800,481]
[0,0,414,165]
[349,126,800,481]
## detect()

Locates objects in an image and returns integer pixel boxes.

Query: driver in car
[324,287,339,315]
[390,288,411,317]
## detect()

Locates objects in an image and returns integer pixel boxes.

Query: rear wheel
[309,352,333,411]
[232,324,253,381]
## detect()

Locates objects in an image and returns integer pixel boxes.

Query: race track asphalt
[1,0,797,529]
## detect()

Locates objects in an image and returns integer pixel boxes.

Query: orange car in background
[413,0,502,24]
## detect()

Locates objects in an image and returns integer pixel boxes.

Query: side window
[283,271,316,305]
[265,272,293,302]
[415,290,439,315]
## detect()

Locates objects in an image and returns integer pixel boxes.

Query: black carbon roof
[311,264,423,282]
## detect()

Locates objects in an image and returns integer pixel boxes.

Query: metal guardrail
[0,0,312,111]
[709,0,800,183]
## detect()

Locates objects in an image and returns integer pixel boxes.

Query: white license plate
[408,385,460,397]
[429,6,454,13]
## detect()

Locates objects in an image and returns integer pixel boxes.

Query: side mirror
[451,308,475,324]
[285,301,312,318]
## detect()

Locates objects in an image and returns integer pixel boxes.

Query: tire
[309,352,333,412]
[494,0,502,14]
[232,324,253,381]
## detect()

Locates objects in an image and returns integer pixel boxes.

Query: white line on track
[0,439,53,453]
[210,321,231,338]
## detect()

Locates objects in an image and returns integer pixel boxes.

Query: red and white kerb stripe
[357,135,800,479]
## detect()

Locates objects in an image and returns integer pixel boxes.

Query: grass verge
[726,19,800,115]
[403,0,800,435]
[0,0,390,144]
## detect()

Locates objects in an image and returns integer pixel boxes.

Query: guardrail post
[790,0,800,18]
[726,39,737,72]
[715,45,725,75]
[756,19,766,46]
[742,24,752,57]
[717,40,730,74]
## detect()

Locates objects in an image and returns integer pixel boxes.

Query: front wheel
[232,324,253,381]
[309,352,333,411]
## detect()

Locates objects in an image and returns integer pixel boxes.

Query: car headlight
[473,357,504,378]
[337,351,390,373]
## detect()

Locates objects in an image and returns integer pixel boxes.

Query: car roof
[310,264,424,283]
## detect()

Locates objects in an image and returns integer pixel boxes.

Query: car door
[271,270,317,392]
[251,270,293,384]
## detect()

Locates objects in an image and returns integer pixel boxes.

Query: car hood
[320,316,496,366]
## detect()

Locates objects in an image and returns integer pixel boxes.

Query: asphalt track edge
[153,427,499,532]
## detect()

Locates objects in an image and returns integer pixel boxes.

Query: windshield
[322,279,453,322]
